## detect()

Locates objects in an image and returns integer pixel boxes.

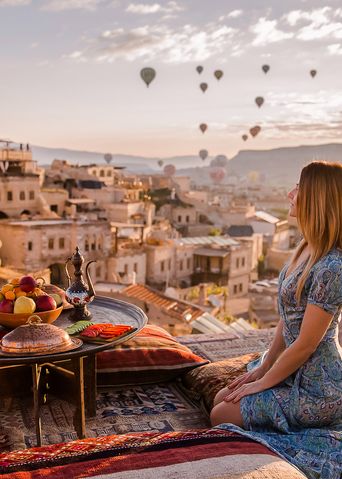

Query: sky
[1,0,342,158]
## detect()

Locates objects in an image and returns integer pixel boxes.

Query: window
[28,241,33,251]
[51,205,58,213]
[7,191,13,201]
[91,242,96,251]
[239,283,243,293]
[233,284,238,295]
[187,258,191,269]
[29,191,35,200]
[107,170,111,177]
[133,263,138,273]
[178,215,182,223]
[124,264,128,275]
[186,215,190,223]
[180,260,183,271]
[59,237,65,249]
[242,257,246,267]
[96,266,101,277]
[161,260,165,272]
[85,239,89,252]
[48,238,54,250]
[100,170,105,177]
[236,258,240,268]
[19,191,25,201]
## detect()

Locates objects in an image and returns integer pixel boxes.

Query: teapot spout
[85,260,96,298]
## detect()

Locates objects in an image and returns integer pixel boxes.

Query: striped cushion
[97,324,208,385]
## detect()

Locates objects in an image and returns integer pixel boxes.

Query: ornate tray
[55,296,148,348]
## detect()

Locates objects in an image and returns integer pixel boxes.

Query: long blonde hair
[290,161,342,302]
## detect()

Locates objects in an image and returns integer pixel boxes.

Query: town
[0,140,298,335]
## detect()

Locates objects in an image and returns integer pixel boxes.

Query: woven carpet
[0,330,273,452]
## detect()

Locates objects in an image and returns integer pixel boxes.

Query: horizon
[1,0,342,157]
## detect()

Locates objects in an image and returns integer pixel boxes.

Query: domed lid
[1,315,73,354]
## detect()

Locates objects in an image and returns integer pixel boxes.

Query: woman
[210,161,342,478]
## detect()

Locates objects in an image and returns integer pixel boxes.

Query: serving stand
[0,296,147,446]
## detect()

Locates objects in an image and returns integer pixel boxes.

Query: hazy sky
[1,0,342,158]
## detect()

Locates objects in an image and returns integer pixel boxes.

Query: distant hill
[226,143,342,185]
[32,142,342,185]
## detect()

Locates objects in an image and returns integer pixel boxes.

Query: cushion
[181,352,261,411]
[0,428,307,478]
[97,324,209,386]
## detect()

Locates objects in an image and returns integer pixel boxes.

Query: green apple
[50,293,63,307]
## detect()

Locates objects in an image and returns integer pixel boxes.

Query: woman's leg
[212,386,231,407]
[210,399,244,428]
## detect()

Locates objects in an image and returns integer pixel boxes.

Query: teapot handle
[65,258,72,287]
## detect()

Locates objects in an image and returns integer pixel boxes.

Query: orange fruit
[5,291,15,301]
[10,277,21,286]
[1,284,14,294]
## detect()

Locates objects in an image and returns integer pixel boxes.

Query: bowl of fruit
[0,275,63,329]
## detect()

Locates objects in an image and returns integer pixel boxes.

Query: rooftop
[174,236,239,247]
[121,284,204,322]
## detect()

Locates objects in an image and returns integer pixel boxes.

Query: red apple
[0,299,14,313]
[19,276,37,293]
[35,295,57,312]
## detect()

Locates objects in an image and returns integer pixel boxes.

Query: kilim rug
[0,330,273,452]
[0,383,210,452]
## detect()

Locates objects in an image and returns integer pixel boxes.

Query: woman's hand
[224,379,267,403]
[227,364,269,393]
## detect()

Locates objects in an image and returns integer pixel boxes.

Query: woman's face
[287,183,299,217]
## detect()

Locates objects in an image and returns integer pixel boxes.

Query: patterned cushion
[0,428,306,478]
[97,324,209,386]
[181,353,260,411]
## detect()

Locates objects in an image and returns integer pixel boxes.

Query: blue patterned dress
[215,248,342,479]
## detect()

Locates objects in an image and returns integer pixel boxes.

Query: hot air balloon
[262,64,270,74]
[250,126,261,137]
[140,67,156,87]
[214,70,223,80]
[164,164,176,177]
[196,65,203,74]
[199,123,208,134]
[210,167,226,184]
[255,96,264,108]
[200,82,208,93]
[199,149,208,161]
[242,134,248,142]
[104,153,113,164]
[211,154,228,168]
[158,159,164,168]
[310,69,317,78]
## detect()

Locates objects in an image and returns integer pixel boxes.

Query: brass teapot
[65,246,96,321]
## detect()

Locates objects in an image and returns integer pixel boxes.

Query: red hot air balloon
[214,70,223,80]
[200,82,208,93]
[199,123,208,134]
[199,149,208,161]
[196,65,203,74]
[250,126,261,137]
[310,69,317,78]
[242,134,248,142]
[262,64,270,74]
[164,164,176,177]
[210,167,226,184]
[255,96,264,108]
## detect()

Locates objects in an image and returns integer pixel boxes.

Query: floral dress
[215,248,342,479]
